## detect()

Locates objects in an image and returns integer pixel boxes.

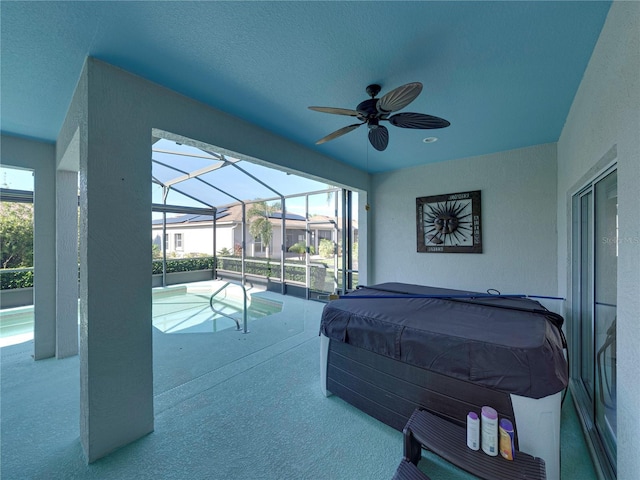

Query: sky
[151,139,346,219]
[1,166,34,190]
[1,140,355,220]
[154,141,326,200]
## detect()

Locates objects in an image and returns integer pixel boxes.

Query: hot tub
[319,283,567,480]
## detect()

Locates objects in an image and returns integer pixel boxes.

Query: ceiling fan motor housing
[356,98,380,119]
[367,118,380,129]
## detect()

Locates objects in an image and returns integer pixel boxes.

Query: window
[285,230,305,250]
[318,230,332,241]
[174,233,183,250]
[571,167,617,478]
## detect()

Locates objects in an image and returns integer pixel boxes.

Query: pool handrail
[209,281,249,333]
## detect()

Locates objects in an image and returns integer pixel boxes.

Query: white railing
[209,281,249,333]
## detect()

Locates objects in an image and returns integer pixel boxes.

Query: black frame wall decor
[416,190,482,253]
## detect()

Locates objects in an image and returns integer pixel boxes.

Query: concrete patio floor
[1,285,596,479]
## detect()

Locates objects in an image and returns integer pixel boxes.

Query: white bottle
[466,411,480,450]
[481,406,498,456]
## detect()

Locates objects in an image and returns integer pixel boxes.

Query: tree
[1,202,34,269]
[247,200,280,257]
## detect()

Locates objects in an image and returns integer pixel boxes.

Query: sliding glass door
[571,167,617,478]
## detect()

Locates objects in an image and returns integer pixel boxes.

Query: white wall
[370,143,558,298]
[218,226,236,253]
[557,2,640,478]
[175,226,213,256]
[152,224,244,256]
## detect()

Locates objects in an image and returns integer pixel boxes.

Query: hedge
[152,256,215,275]
[215,256,327,289]
[1,257,328,290]
[0,269,34,290]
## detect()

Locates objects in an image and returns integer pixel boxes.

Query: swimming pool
[152,282,283,334]
[0,281,283,346]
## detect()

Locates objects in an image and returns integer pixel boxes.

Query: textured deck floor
[1,288,596,479]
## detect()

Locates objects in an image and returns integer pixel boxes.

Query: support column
[79,59,153,462]
[1,134,57,360]
[56,169,79,358]
[33,146,57,360]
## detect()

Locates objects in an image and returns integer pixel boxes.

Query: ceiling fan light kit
[309,82,450,151]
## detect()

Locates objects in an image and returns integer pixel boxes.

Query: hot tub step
[402,408,546,480]
[392,459,432,480]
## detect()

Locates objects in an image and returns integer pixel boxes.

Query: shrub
[0,269,34,289]
[319,238,334,258]
[152,256,215,275]
[288,242,315,260]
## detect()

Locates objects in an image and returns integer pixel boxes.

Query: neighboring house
[152,202,357,258]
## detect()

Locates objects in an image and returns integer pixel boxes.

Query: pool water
[0,306,34,347]
[0,282,283,345]
[152,288,282,334]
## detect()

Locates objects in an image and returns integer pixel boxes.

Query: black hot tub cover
[320,283,568,399]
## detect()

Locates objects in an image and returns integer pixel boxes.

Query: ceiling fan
[309,82,450,151]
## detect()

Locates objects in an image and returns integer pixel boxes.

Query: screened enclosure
[151,131,360,300]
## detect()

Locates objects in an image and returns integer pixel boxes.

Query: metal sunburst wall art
[416,190,482,253]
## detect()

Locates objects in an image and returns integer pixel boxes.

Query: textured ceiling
[1,1,611,173]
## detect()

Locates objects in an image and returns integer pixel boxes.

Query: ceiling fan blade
[316,123,363,145]
[388,112,451,129]
[308,106,360,117]
[377,82,423,113]
[368,126,389,151]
